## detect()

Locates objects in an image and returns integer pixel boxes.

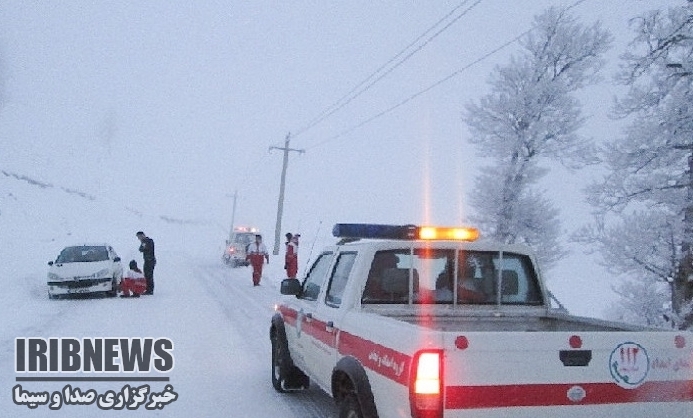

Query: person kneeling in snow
[121,260,147,298]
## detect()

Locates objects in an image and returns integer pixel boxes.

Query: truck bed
[363,305,652,332]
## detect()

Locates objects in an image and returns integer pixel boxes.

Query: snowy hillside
[2,169,224,270]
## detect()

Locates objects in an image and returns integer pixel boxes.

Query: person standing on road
[284,233,298,279]
[136,231,156,295]
[246,234,269,286]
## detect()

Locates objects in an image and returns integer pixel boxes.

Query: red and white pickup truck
[270,223,693,418]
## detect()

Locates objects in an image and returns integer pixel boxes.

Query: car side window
[300,252,333,301]
[57,247,76,263]
[325,252,357,308]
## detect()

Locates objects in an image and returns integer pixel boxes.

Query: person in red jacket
[120,260,147,298]
[284,233,298,279]
[246,234,269,286]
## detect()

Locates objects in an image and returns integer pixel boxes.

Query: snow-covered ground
[0,165,649,417]
[0,172,338,417]
[3,256,339,417]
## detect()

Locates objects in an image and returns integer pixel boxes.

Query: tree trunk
[675,154,693,329]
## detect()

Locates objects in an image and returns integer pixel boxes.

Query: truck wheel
[339,393,364,418]
[271,332,289,392]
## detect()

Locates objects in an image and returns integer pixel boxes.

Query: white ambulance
[222,226,257,267]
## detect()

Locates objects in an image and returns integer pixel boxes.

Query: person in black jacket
[136,231,156,295]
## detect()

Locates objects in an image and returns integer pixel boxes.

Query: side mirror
[114,257,121,262]
[280,278,302,296]
[48,261,54,266]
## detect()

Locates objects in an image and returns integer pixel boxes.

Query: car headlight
[47,273,62,281]
[91,268,110,279]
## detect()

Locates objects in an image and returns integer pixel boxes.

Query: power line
[304,0,591,150]
[307,31,527,149]
[291,0,483,139]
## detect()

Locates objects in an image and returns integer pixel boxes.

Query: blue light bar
[332,224,417,240]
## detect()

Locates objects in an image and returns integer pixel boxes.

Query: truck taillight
[410,350,443,418]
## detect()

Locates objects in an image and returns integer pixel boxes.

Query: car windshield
[56,246,109,263]
[233,233,254,245]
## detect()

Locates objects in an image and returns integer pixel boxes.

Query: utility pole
[226,190,238,242]
[269,133,304,255]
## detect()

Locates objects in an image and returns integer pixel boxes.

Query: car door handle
[305,312,313,322]
[325,321,334,333]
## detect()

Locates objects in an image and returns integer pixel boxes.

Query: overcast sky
[0,1,684,313]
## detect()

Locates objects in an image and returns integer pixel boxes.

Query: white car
[47,244,123,299]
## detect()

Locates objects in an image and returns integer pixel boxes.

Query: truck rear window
[361,249,543,306]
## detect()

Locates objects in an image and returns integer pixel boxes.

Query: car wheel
[48,292,58,300]
[339,393,364,418]
[107,278,118,297]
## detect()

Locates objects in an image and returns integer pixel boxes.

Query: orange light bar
[418,226,479,241]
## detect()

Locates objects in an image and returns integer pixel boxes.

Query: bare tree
[575,209,684,325]
[582,2,693,327]
[463,7,611,269]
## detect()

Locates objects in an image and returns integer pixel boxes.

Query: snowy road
[1,249,338,417]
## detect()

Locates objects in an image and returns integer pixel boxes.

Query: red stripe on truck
[445,380,693,409]
[278,305,297,327]
[339,331,411,386]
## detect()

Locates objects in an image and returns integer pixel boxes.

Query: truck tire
[270,327,309,392]
[333,357,378,418]
[271,331,291,392]
[339,393,364,418]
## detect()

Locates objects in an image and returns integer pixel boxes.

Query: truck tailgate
[441,331,693,416]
